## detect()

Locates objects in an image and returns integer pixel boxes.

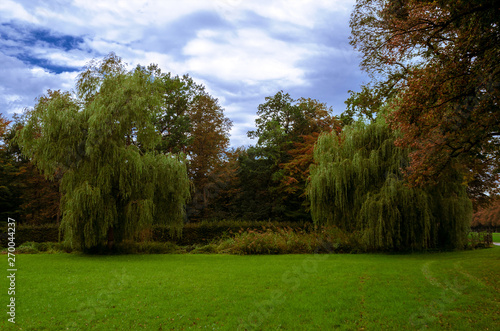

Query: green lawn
[493,233,500,243]
[2,248,499,330]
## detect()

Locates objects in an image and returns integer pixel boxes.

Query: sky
[0,0,368,147]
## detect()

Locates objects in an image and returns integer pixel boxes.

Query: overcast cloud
[0,0,367,147]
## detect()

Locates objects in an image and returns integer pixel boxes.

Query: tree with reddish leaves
[186,94,233,220]
[278,99,342,218]
[472,197,500,231]
[0,114,61,224]
[17,162,61,225]
[350,0,500,202]
[0,114,21,220]
[201,148,243,220]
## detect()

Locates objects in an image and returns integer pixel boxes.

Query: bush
[0,220,313,248]
[216,226,359,255]
[16,242,39,254]
[152,220,312,245]
[467,231,493,249]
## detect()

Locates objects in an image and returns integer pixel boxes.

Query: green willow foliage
[308,118,471,251]
[17,54,190,250]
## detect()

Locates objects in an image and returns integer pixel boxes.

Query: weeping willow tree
[308,118,471,251]
[17,54,190,250]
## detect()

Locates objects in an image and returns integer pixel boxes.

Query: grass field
[493,233,500,243]
[2,248,499,330]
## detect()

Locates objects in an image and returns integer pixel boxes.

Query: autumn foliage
[472,198,500,230]
[3,0,498,255]
[350,0,500,198]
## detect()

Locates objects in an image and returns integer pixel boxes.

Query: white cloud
[215,0,353,28]
[72,0,213,26]
[0,0,39,24]
[0,53,77,116]
[183,28,318,86]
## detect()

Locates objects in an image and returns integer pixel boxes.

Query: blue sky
[0,0,367,147]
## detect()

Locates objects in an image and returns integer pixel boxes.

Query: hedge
[2,221,493,250]
[153,220,312,245]
[0,224,60,247]
[0,221,312,247]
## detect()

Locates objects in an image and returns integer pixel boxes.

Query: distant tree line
[1,0,498,251]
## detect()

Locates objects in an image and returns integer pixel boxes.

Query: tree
[350,0,500,197]
[243,92,338,221]
[277,98,341,220]
[153,70,203,154]
[186,94,232,220]
[308,118,472,250]
[472,197,500,231]
[1,115,61,225]
[340,86,381,126]
[17,54,190,250]
[0,114,22,220]
[200,147,243,220]
[140,65,233,221]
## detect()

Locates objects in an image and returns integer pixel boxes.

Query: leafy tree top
[350,0,500,200]
[17,53,190,250]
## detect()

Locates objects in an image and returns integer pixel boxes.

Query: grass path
[1,248,499,330]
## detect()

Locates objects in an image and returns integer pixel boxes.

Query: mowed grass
[2,248,499,330]
[493,233,500,243]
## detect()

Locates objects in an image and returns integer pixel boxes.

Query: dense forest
[1,0,499,250]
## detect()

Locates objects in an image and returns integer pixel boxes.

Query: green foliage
[16,241,39,254]
[309,118,472,250]
[240,92,338,221]
[467,232,493,248]
[216,225,364,255]
[189,243,219,254]
[154,71,202,154]
[17,54,190,250]
[153,220,310,245]
[341,86,381,126]
[0,114,24,220]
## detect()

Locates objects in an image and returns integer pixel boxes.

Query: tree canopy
[3,0,496,253]
[350,0,500,203]
[240,92,339,221]
[308,118,472,250]
[17,54,190,250]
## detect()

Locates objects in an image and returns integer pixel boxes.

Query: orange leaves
[352,0,500,190]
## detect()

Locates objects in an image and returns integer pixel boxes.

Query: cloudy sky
[0,0,367,147]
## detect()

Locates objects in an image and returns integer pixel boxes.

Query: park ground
[1,246,499,330]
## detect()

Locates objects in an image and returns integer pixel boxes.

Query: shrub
[152,220,312,245]
[220,226,327,255]
[467,231,493,249]
[16,242,39,254]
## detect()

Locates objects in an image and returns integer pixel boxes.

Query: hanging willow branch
[308,118,471,251]
[17,54,190,250]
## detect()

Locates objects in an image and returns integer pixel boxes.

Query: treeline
[0,72,340,225]
[1,1,499,251]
